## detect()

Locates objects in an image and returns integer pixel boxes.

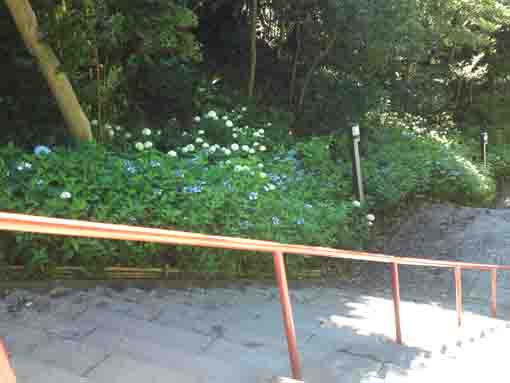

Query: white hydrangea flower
[144,141,153,149]
[207,110,217,119]
[194,116,201,122]
[91,119,98,126]
[125,133,132,139]
[231,143,239,151]
[105,123,112,130]
[249,148,255,154]
[222,116,228,120]
[17,162,32,171]
[115,125,122,131]
[182,131,188,136]
[234,165,243,172]
[108,130,115,138]
[259,172,267,178]
[353,200,361,208]
[202,142,210,149]
[209,146,217,154]
[268,183,276,190]
[168,150,177,157]
[258,128,265,134]
[60,191,72,200]
[257,163,264,169]
[233,133,238,138]
[142,128,152,136]
[198,130,205,135]
[253,142,259,147]
[195,137,204,144]
[259,145,267,151]
[242,145,250,152]
[135,142,145,151]
[241,107,247,112]
[366,214,376,222]
[187,144,195,152]
[266,122,272,127]
[226,160,232,165]
[226,120,234,128]
[223,148,232,156]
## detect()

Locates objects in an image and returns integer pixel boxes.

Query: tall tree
[4,0,93,142]
[248,0,258,98]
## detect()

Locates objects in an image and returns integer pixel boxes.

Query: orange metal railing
[1,211,509,380]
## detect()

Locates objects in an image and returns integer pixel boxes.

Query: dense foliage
[0,103,497,275]
[1,0,510,276]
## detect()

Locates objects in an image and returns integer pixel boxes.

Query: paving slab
[12,357,91,383]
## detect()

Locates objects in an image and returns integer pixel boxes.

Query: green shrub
[489,145,510,179]
[0,106,498,277]
[0,131,370,275]
[362,111,495,206]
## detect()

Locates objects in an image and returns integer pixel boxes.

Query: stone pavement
[3,204,510,382]
[1,282,509,383]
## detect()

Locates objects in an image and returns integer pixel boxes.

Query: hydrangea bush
[0,105,496,277]
[0,139,370,275]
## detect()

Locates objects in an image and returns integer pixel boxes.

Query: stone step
[25,326,290,383]
[84,353,206,383]
[83,331,290,382]
[8,302,293,382]
[11,356,94,383]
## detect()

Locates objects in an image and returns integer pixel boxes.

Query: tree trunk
[455,78,463,109]
[4,0,93,142]
[247,0,257,98]
[296,33,337,114]
[289,23,301,107]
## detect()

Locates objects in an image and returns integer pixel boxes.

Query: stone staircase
[2,283,510,383]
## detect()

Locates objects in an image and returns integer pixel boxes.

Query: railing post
[455,267,463,327]
[491,269,497,318]
[273,251,302,381]
[391,262,403,344]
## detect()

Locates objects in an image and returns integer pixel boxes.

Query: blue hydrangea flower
[272,216,280,225]
[248,192,258,201]
[183,185,203,193]
[34,145,51,156]
[126,166,137,174]
[295,218,305,225]
[223,180,234,191]
[150,160,161,168]
[240,220,252,229]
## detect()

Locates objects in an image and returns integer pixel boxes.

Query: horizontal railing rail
[0,211,507,380]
